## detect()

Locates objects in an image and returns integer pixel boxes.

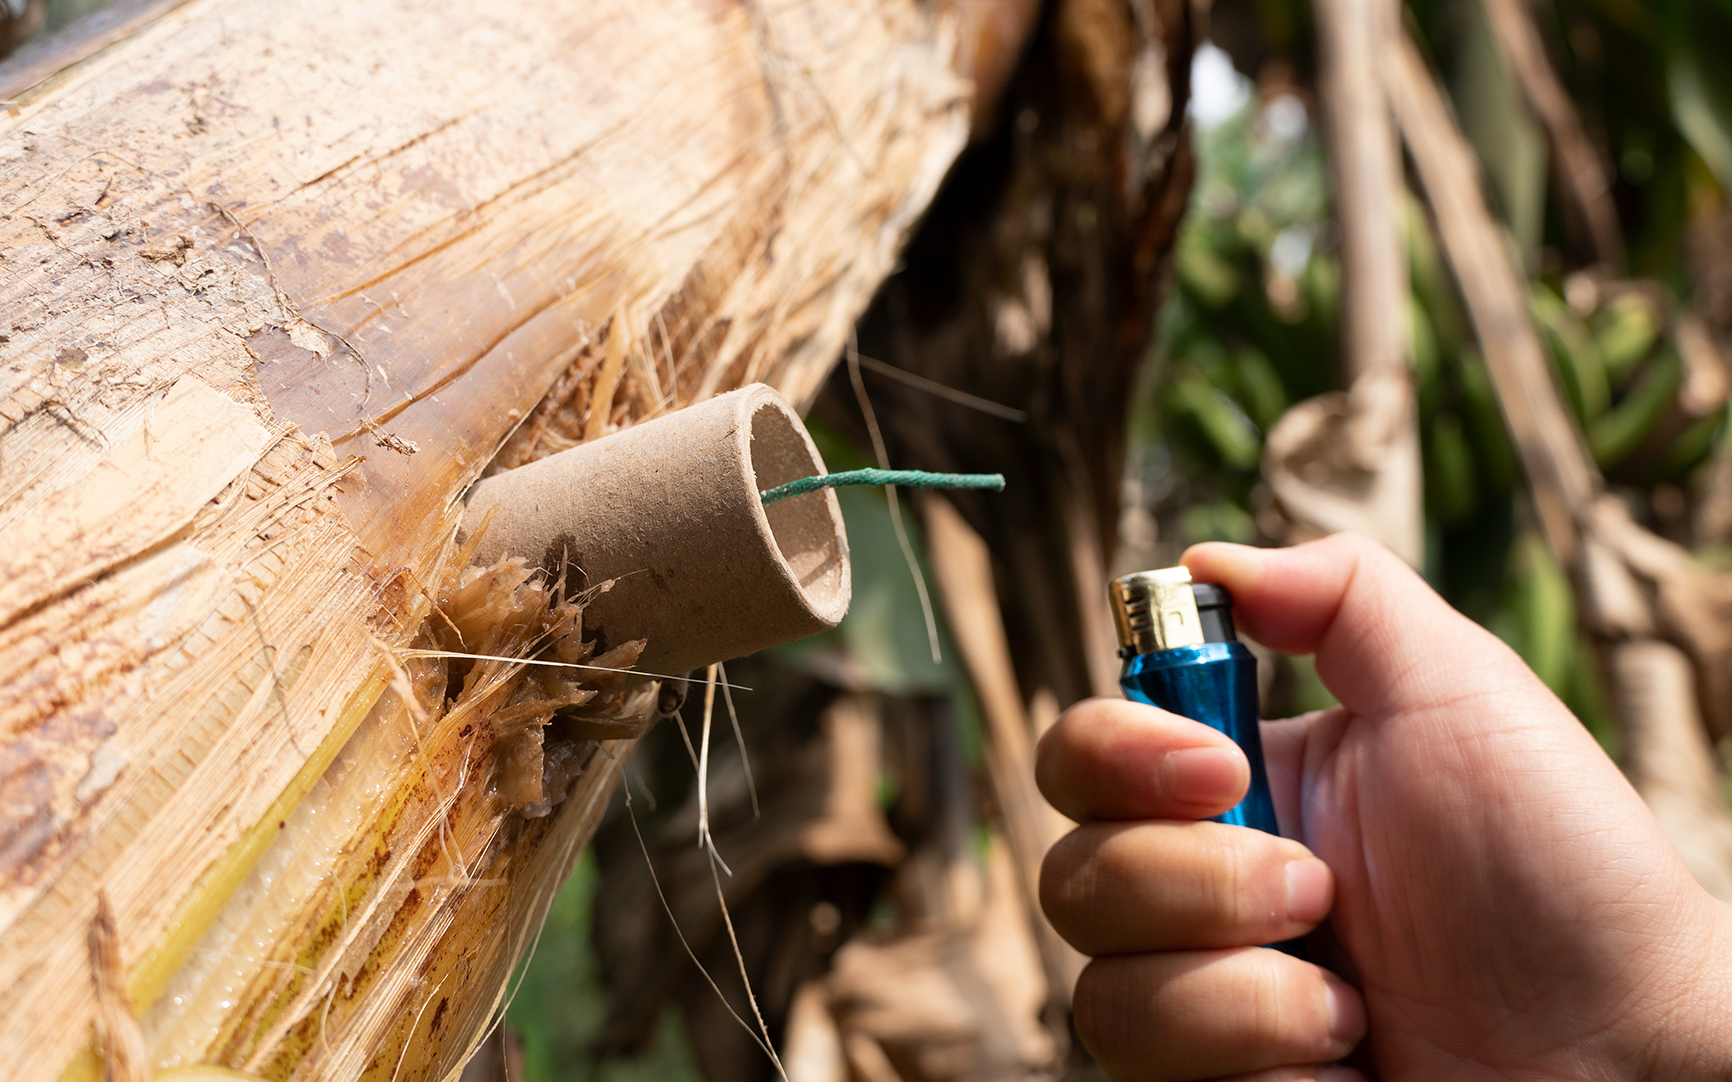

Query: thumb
[1182,534,1545,721]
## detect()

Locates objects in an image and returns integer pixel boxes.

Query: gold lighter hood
[1109,567,1206,654]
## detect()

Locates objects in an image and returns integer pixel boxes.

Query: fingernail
[1161,745,1243,806]
[1285,858,1332,924]
[1324,976,1366,1046]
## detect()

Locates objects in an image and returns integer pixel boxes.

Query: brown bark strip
[90,890,151,1082]
[922,493,1086,1004]
[1386,30,1597,567]
[584,308,631,443]
[1584,499,1732,744]
[1262,0,1422,567]
[1610,641,1732,901]
[1479,0,1624,269]
[1316,0,1408,384]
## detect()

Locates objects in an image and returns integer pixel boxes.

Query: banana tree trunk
[0,1,977,1077]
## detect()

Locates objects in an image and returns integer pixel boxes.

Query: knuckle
[1200,828,1264,940]
[1039,835,1089,923]
[1040,825,1119,950]
[1204,829,1299,942]
[1032,727,1070,801]
[1243,954,1335,1060]
[1073,960,1168,1082]
[1070,960,1113,1057]
[1246,954,1298,1043]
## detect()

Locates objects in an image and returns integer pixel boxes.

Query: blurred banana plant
[1135,0,1732,800]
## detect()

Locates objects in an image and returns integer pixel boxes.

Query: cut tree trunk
[1262,0,1424,569]
[0,1,982,1078]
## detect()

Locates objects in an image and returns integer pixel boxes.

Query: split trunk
[0,1,989,1077]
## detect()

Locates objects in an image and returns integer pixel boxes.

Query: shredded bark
[89,890,151,1082]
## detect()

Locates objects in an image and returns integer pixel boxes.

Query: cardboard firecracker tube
[460,383,851,676]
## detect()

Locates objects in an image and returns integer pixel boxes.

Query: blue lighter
[1108,567,1280,836]
[1110,568,1301,954]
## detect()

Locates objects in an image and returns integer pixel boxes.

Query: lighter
[1108,567,1279,836]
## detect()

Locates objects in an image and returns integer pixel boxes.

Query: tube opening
[749,401,849,624]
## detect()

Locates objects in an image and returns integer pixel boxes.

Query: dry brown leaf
[1262,368,1424,567]
[817,838,1055,1082]
[1610,642,1732,902]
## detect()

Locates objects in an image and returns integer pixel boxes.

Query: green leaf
[1170,371,1263,470]
[1505,532,1576,696]
[1593,293,1659,380]
[1409,294,1442,409]
[507,854,702,1082]
[1424,412,1478,526]
[1454,2,1548,272]
[1531,288,1610,421]
[1565,631,1620,761]
[1665,0,1732,193]
[1403,195,1465,353]
[796,418,961,695]
[830,484,959,695]
[1301,253,1340,332]
[1655,408,1726,477]
[1177,233,1244,308]
[1181,501,1257,544]
[1588,349,1683,467]
[1457,350,1521,491]
[1187,337,1235,388]
[1285,653,1338,715]
[1236,205,1276,249]
[1233,345,1288,429]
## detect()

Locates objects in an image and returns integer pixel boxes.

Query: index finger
[1036,697,1250,822]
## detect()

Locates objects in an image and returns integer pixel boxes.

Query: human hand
[1037,534,1732,1081]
